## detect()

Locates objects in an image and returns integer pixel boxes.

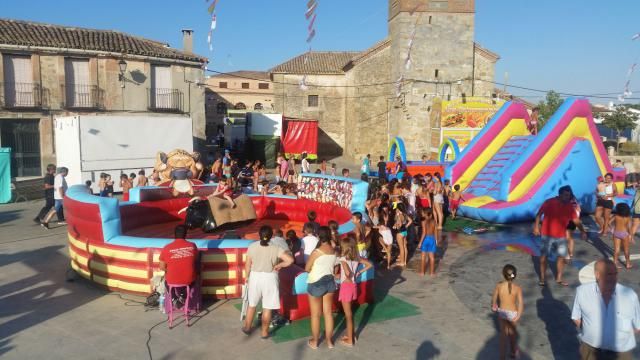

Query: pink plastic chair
[165,283,201,328]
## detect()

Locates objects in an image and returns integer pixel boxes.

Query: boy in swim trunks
[418,207,437,277]
[491,264,523,360]
[595,173,617,235]
[449,184,464,219]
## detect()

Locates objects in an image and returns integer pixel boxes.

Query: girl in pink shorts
[337,235,372,347]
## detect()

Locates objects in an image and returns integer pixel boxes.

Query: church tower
[388,0,475,159]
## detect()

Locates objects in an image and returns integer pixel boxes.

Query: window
[258,83,269,90]
[254,103,263,110]
[308,95,319,107]
[65,58,92,108]
[219,82,228,88]
[216,102,227,114]
[234,102,246,110]
[241,82,250,89]
[3,54,36,107]
[150,65,175,110]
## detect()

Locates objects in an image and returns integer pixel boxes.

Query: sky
[1,0,639,104]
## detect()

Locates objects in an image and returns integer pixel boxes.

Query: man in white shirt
[300,223,319,263]
[572,258,640,359]
[42,167,68,229]
[301,152,310,174]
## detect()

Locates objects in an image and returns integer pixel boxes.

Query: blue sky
[1,0,639,103]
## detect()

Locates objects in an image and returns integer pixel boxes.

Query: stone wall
[0,50,206,175]
[272,73,347,156]
[345,45,392,159]
[473,50,497,99]
[389,10,475,158]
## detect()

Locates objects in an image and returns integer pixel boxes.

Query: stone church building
[270,0,498,159]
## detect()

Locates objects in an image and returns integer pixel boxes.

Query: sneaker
[33,217,41,224]
[56,221,67,225]
[41,222,50,229]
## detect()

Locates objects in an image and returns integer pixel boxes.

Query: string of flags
[620,33,640,101]
[206,0,219,52]
[300,0,318,90]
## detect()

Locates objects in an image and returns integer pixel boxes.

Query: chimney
[182,29,193,53]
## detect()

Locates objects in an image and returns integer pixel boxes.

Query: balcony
[148,88,183,112]
[1,82,43,109]
[62,84,103,110]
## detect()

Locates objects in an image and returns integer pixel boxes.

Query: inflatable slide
[446,97,628,223]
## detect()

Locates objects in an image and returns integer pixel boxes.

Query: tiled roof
[474,43,500,62]
[348,38,391,67]
[209,70,270,81]
[270,51,361,75]
[0,18,206,63]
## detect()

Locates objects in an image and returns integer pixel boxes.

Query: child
[305,211,321,235]
[328,220,340,249]
[351,212,365,246]
[212,177,235,208]
[377,156,386,182]
[491,265,523,360]
[98,173,107,197]
[300,223,319,263]
[377,208,393,269]
[337,236,372,347]
[320,159,327,175]
[286,230,303,264]
[137,169,148,187]
[610,203,633,269]
[85,180,93,195]
[449,184,464,219]
[105,175,114,197]
[129,173,136,187]
[418,207,437,277]
[258,179,269,196]
[120,174,132,201]
[359,223,375,259]
[330,163,337,176]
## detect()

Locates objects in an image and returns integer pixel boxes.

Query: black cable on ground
[146,319,167,360]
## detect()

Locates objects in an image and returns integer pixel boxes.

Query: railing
[1,82,43,109]
[62,84,103,109]
[148,88,183,112]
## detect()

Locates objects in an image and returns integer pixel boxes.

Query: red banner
[281,118,318,159]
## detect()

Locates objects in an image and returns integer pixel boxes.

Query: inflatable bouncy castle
[65,173,373,320]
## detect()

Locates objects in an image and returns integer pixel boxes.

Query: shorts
[596,198,614,210]
[122,192,130,202]
[434,194,444,204]
[540,236,568,261]
[396,172,404,180]
[338,281,357,302]
[421,235,437,253]
[380,229,393,245]
[632,213,640,219]
[248,272,280,310]
[398,230,408,237]
[307,274,336,297]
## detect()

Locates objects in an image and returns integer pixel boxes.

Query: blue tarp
[0,148,11,204]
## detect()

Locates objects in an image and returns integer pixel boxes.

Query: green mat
[234,292,421,343]
[442,217,507,233]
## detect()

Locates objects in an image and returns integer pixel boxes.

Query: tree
[602,106,639,152]
[536,90,563,128]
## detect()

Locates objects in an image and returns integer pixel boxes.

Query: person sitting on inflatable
[212,177,235,208]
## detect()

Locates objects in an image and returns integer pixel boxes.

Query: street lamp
[118,59,127,88]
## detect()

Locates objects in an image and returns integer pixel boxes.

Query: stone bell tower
[388,0,475,159]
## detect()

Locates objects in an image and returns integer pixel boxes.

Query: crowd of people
[32,152,640,358]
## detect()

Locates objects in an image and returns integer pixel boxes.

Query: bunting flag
[207,14,217,52]
[207,0,218,14]
[301,0,318,89]
[620,33,640,101]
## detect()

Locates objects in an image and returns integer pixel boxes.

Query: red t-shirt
[159,239,198,285]
[539,197,578,238]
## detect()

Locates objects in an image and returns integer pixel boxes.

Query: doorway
[0,119,41,177]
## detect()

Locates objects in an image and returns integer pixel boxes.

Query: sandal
[556,280,569,287]
[241,327,252,336]
[538,281,546,287]
[307,339,318,350]
[340,338,354,347]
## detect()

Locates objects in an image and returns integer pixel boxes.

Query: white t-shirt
[54,174,68,200]
[301,234,319,262]
[301,158,310,173]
